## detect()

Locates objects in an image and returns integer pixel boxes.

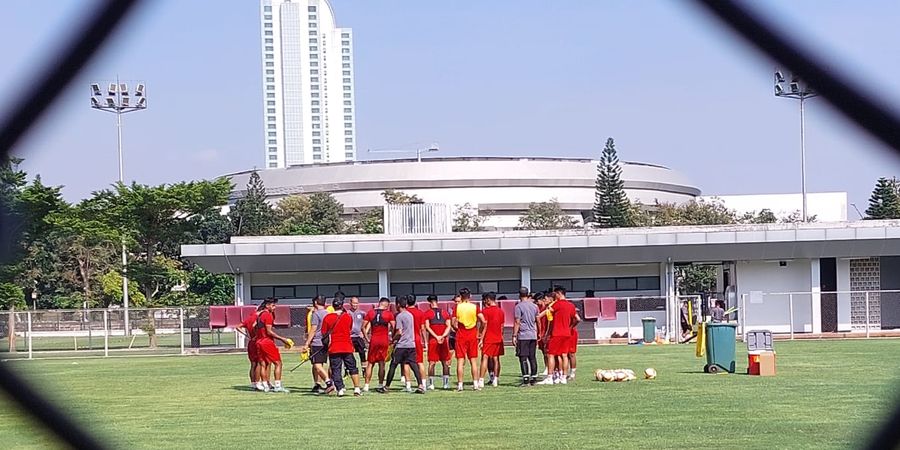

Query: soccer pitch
[2,340,899,449]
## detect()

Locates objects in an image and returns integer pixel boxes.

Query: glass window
[531,279,551,293]
[454,282,475,294]
[268,131,276,137]
[266,85,275,90]
[413,283,434,295]
[339,284,360,296]
[265,30,273,36]
[267,100,275,105]
[343,93,351,98]
[310,69,319,75]
[308,14,316,20]
[311,62,318,67]
[594,278,616,291]
[265,53,273,59]
[264,5,271,12]
[391,283,412,296]
[312,124,320,129]
[265,38,273,44]
[309,46,318,52]
[318,285,339,297]
[265,46,273,52]
[251,286,273,299]
[342,63,350,69]
[310,54,318,60]
[344,130,352,135]
[265,62,274,67]
[311,85,319,91]
[309,22,316,28]
[308,6,316,12]
[360,284,379,297]
[342,56,350,61]
[573,279,594,292]
[311,108,320,113]
[268,147,277,152]
[310,77,319,83]
[637,276,660,290]
[344,108,352,113]
[264,15,272,20]
[313,154,322,160]
[267,124,276,129]
[616,277,638,291]
[266,69,274,75]
[295,285,317,298]
[344,122,353,128]
[312,139,321,144]
[345,146,353,151]
[549,280,572,292]
[309,31,317,36]
[499,280,521,294]
[343,101,352,105]
[343,70,351,76]
[268,163,277,168]
[267,116,275,121]
[343,78,351,83]
[312,116,320,122]
[344,115,352,121]
[309,38,317,44]
[342,48,350,54]
[342,40,350,46]
[345,153,353,158]
[266,77,275,82]
[342,32,350,38]
[344,138,353,143]
[267,108,275,113]
[264,22,272,28]
[266,93,275,98]
[268,139,276,144]
[478,282,499,293]
[273,286,294,298]
[311,92,319,98]
[313,146,321,151]
[312,131,321,136]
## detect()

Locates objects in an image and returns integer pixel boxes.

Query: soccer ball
[644,368,657,379]
[601,371,614,382]
[595,369,604,381]
[615,371,626,382]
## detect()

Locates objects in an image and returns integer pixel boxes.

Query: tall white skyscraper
[260,0,356,168]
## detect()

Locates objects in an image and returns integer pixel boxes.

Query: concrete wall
[737,260,814,333]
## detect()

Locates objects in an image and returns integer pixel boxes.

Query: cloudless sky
[1,0,899,214]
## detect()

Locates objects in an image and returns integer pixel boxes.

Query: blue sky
[1,0,899,213]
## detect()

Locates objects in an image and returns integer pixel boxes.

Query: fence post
[741,293,747,341]
[103,309,109,357]
[626,297,632,340]
[8,307,15,353]
[27,310,32,360]
[179,308,185,355]
[865,291,870,338]
[789,294,795,340]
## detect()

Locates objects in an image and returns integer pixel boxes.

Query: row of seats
[209,298,618,329]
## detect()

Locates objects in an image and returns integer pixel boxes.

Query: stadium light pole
[367,143,439,162]
[774,70,817,222]
[90,78,147,335]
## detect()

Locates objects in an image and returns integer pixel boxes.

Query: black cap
[519,287,530,298]
[333,297,345,310]
[262,297,278,305]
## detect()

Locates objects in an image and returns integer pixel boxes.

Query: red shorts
[455,336,478,360]
[482,342,505,357]
[569,330,578,354]
[547,336,570,356]
[427,339,451,362]
[256,338,281,363]
[368,341,389,363]
[415,342,424,364]
[247,340,259,363]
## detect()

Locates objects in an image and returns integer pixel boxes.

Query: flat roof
[182,220,900,274]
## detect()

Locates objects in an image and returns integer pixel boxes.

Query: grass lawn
[2,339,900,449]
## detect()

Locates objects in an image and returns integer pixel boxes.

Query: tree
[517,199,578,230]
[275,193,344,235]
[865,177,900,219]
[382,189,423,204]
[188,208,231,244]
[739,209,778,224]
[229,171,276,236]
[0,282,24,310]
[592,138,634,228]
[634,199,737,227]
[453,203,490,232]
[186,267,234,305]
[346,209,384,234]
[99,270,146,308]
[677,265,717,295]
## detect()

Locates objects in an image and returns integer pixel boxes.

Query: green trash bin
[641,317,656,343]
[704,323,737,373]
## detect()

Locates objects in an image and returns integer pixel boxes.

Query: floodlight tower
[90,79,147,335]
[774,70,817,222]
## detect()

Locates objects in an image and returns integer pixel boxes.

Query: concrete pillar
[837,258,851,331]
[378,270,390,299]
[660,260,676,341]
[810,259,822,334]
[234,273,245,306]
[520,266,531,291]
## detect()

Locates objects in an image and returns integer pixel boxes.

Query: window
[311,100,319,105]
[265,46,273,51]
[551,280,573,292]
[342,32,350,38]
[308,14,316,20]
[343,78,351,83]
[267,116,275,121]
[312,116,320,121]
[312,139,321,144]
[345,147,353,152]
[268,163,277,168]
[338,284,360,297]
[266,77,274,82]
[265,31,273,36]
[313,154,322,160]
[267,100,275,105]
[312,124,320,129]
[344,130,353,135]
[268,147,277,152]
[637,276,661,290]
[342,63,350,68]
[264,22,272,28]
[268,131,276,137]
[312,131,320,136]
[311,108,320,113]
[264,15,272,20]
[295,285,317,298]
[343,93,351,98]
[344,115,352,120]
[266,93,275,98]
[265,54,273,59]
[268,139,277,144]
[309,22,316,28]
[309,46,318,52]
[342,48,350,54]
[266,85,275,90]
[268,154,277,161]
[308,5,316,12]
[344,108,352,113]
[391,283,412,296]
[616,278,637,291]
[266,69,274,75]
[251,286,273,299]
[344,122,353,128]
[343,70,351,76]
[342,56,350,61]
[360,284,379,297]
[313,146,321,151]
[531,280,551,293]
[342,40,350,46]
[310,77,319,83]
[265,62,274,67]
[311,92,319,98]
[343,101,351,106]
[265,38,273,44]
[311,61,318,67]
[273,286,294,298]
[309,38,317,44]
[310,54,318,59]
[573,279,594,292]
[345,138,353,143]
[310,69,319,75]
[267,124,276,129]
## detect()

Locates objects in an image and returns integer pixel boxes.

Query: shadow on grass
[677,370,750,376]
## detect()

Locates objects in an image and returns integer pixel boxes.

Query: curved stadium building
[227,156,701,228]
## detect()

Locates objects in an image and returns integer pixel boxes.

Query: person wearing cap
[255,298,293,393]
[320,294,362,397]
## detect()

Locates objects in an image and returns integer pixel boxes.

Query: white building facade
[260,0,356,168]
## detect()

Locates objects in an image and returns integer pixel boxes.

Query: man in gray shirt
[348,296,367,370]
[300,296,331,394]
[512,287,540,386]
[377,295,425,394]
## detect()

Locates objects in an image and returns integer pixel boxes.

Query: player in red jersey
[235,303,267,391]
[538,286,579,385]
[534,292,551,378]
[320,295,362,397]
[362,297,394,392]
[424,295,452,390]
[478,292,505,388]
[255,298,294,393]
[568,301,582,381]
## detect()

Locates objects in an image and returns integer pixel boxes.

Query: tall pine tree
[592,138,634,227]
[229,171,277,236]
[865,177,900,219]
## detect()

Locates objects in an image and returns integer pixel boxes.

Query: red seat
[600,297,618,321]
[582,298,601,320]
[209,306,227,328]
[240,306,257,321]
[499,300,517,327]
[438,301,453,314]
[357,303,375,314]
[417,303,431,313]
[225,306,243,328]
[274,305,291,326]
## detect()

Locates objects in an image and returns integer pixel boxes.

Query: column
[836,258,851,331]
[234,273,245,348]
[520,266,531,291]
[810,258,822,334]
[660,260,676,342]
[378,270,390,299]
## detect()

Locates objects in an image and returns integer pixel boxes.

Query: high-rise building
[260,0,356,168]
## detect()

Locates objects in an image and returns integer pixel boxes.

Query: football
[644,368,657,379]
[595,369,604,381]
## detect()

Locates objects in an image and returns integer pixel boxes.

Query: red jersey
[537,304,548,338]
[424,307,449,337]
[409,307,425,345]
[241,311,258,340]
[321,311,354,354]
[481,305,505,344]
[255,310,274,340]
[364,308,394,343]
[550,299,576,337]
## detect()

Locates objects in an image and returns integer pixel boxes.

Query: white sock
[443,375,449,385]
[401,376,407,383]
[274,380,282,388]
[255,382,265,390]
[354,387,361,393]
[405,381,411,391]
[561,377,568,384]
[364,383,369,390]
[458,382,464,390]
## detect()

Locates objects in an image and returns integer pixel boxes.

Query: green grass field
[2,340,900,449]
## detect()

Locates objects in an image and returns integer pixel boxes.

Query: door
[820,258,838,333]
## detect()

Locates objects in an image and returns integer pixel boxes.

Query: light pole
[367,142,439,162]
[774,70,817,222]
[90,79,147,335]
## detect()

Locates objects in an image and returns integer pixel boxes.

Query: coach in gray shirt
[377,295,425,394]
[513,288,540,386]
[300,295,332,393]
[348,296,367,365]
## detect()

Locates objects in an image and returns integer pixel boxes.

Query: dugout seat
[417,303,431,313]
[209,306,227,329]
[357,303,375,314]
[274,305,291,326]
[240,306,257,321]
[499,300,516,327]
[438,301,453,314]
[582,298,601,320]
[600,297,618,320]
[225,306,243,328]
